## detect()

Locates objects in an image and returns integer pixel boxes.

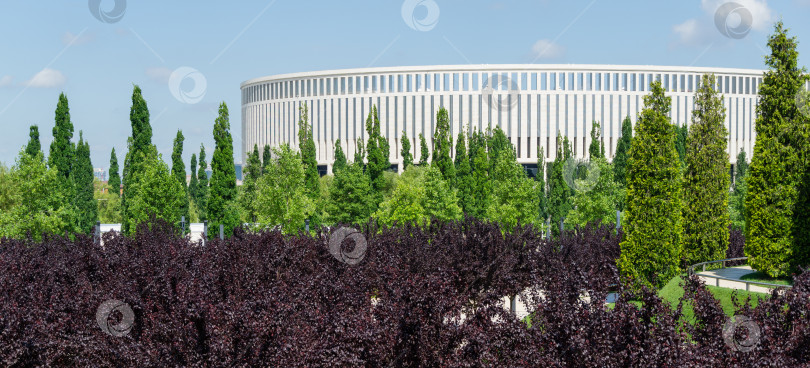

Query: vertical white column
[582,94,591,160]
[509,92,519,155]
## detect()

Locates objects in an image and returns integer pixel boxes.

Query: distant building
[93,168,106,182]
[241,64,771,176]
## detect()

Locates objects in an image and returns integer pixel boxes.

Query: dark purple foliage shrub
[0,218,807,367]
[726,225,746,266]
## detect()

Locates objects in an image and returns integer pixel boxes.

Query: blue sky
[0,0,808,170]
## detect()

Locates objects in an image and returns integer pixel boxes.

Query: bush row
[0,218,807,367]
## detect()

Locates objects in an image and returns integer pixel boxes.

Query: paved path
[696,265,779,294]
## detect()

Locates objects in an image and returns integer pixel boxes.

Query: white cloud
[531,39,564,60]
[61,31,94,46]
[673,18,714,46]
[146,67,173,84]
[672,0,776,47]
[0,76,12,87]
[701,0,775,31]
[24,68,66,88]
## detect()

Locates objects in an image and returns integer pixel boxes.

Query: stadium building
[241,64,765,176]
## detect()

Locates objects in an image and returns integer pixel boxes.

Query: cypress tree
[613,116,633,186]
[431,107,455,183]
[675,124,689,168]
[682,74,730,267]
[618,81,683,289]
[49,93,74,180]
[536,148,548,222]
[746,22,810,276]
[298,103,320,200]
[547,134,573,235]
[108,148,120,197]
[189,153,198,205]
[262,144,272,174]
[333,139,347,173]
[73,132,97,233]
[171,130,189,225]
[26,125,41,158]
[419,133,429,166]
[354,138,365,165]
[400,131,413,170]
[196,144,208,221]
[589,121,604,159]
[365,105,387,198]
[454,130,473,214]
[240,144,262,223]
[121,85,154,233]
[208,102,239,238]
[487,126,513,176]
[467,130,491,219]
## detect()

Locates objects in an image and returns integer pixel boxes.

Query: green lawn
[739,271,793,288]
[606,275,769,321]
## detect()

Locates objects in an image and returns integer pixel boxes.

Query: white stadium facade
[241,64,764,176]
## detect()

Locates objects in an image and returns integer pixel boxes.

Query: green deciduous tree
[73,132,97,233]
[566,158,622,228]
[746,22,810,277]
[171,130,189,225]
[375,165,426,226]
[108,148,120,197]
[486,148,539,231]
[124,151,186,233]
[401,132,413,170]
[618,81,683,289]
[327,162,375,225]
[0,150,77,241]
[682,74,730,267]
[26,125,41,158]
[432,107,455,182]
[422,165,462,223]
[95,181,121,223]
[208,102,239,238]
[255,144,315,233]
